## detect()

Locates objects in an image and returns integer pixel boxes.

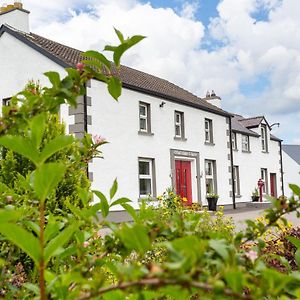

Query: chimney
[204,90,222,108]
[0,1,30,33]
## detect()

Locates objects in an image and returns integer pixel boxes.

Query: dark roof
[231,115,260,137]
[238,116,264,128]
[283,145,300,165]
[0,24,232,117]
[270,134,282,142]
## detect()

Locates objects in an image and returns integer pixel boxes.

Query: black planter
[251,196,259,202]
[207,197,218,211]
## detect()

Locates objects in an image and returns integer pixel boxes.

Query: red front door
[175,160,192,205]
[270,173,277,197]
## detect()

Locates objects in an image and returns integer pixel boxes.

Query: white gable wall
[282,152,300,197]
[0,32,73,131]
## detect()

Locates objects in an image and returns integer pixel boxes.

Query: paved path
[224,207,300,230]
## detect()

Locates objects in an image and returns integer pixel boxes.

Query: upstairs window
[232,132,237,150]
[2,98,11,106]
[261,125,268,152]
[242,135,250,152]
[205,119,213,143]
[138,158,155,197]
[139,102,151,133]
[174,111,185,139]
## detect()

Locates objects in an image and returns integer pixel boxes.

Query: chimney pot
[211,90,216,97]
[206,91,210,98]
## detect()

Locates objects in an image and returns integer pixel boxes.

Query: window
[261,168,268,194]
[205,160,217,194]
[233,166,240,196]
[232,132,237,150]
[205,119,213,143]
[174,111,185,139]
[138,158,155,197]
[2,98,11,106]
[261,125,268,152]
[242,135,250,152]
[139,102,151,133]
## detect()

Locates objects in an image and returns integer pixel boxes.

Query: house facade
[0,4,284,211]
[282,145,300,197]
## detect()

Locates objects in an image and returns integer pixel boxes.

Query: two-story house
[0,3,284,213]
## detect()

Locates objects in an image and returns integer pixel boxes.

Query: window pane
[206,179,214,194]
[175,124,181,136]
[139,105,146,116]
[140,179,151,195]
[205,161,212,175]
[139,161,150,175]
[175,113,180,123]
[140,118,147,130]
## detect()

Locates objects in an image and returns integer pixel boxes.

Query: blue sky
[22,0,300,143]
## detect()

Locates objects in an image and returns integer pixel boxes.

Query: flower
[245,250,258,263]
[83,241,89,248]
[93,134,106,144]
[182,197,188,202]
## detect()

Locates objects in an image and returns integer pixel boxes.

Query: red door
[175,160,192,205]
[270,173,277,197]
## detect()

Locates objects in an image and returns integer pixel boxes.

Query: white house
[0,3,284,214]
[282,145,300,197]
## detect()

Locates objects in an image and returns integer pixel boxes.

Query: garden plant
[0,29,300,299]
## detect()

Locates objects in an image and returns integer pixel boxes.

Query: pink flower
[76,62,84,72]
[83,241,89,248]
[93,134,106,144]
[245,250,258,263]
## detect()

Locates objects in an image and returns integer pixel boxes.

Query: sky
[9,0,300,143]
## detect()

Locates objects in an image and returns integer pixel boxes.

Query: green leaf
[110,178,118,200]
[44,71,61,88]
[39,135,74,163]
[289,184,300,196]
[44,223,78,263]
[287,236,300,249]
[224,270,244,293]
[296,250,300,268]
[0,210,21,223]
[209,239,229,261]
[121,203,137,221]
[34,163,66,200]
[108,77,122,100]
[83,50,111,69]
[0,136,39,165]
[93,190,110,218]
[118,223,151,255]
[0,223,40,265]
[110,197,131,208]
[30,113,46,149]
[44,221,61,243]
[114,28,125,43]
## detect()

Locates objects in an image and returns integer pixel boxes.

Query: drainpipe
[83,83,89,177]
[279,141,284,196]
[229,117,236,209]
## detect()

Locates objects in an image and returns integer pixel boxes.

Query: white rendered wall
[0,10,30,33]
[282,152,300,197]
[0,32,73,131]
[232,121,282,202]
[88,80,232,210]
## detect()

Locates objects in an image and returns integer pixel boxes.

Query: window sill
[138,131,154,136]
[262,151,269,154]
[242,150,251,153]
[235,195,242,198]
[204,142,215,146]
[138,196,157,201]
[174,136,187,141]
[233,149,238,152]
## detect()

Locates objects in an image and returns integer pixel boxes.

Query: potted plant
[251,188,259,202]
[206,193,219,211]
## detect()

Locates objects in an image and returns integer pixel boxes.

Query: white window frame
[261,168,268,194]
[174,111,184,139]
[242,135,250,152]
[205,119,213,143]
[139,102,150,133]
[233,165,240,196]
[261,125,268,152]
[138,158,154,197]
[232,132,237,150]
[205,160,217,194]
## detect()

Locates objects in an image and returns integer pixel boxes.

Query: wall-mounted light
[270,122,280,129]
[159,101,166,108]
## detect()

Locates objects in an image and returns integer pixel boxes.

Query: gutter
[229,117,236,209]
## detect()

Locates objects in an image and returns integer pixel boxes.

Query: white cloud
[19,0,300,142]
